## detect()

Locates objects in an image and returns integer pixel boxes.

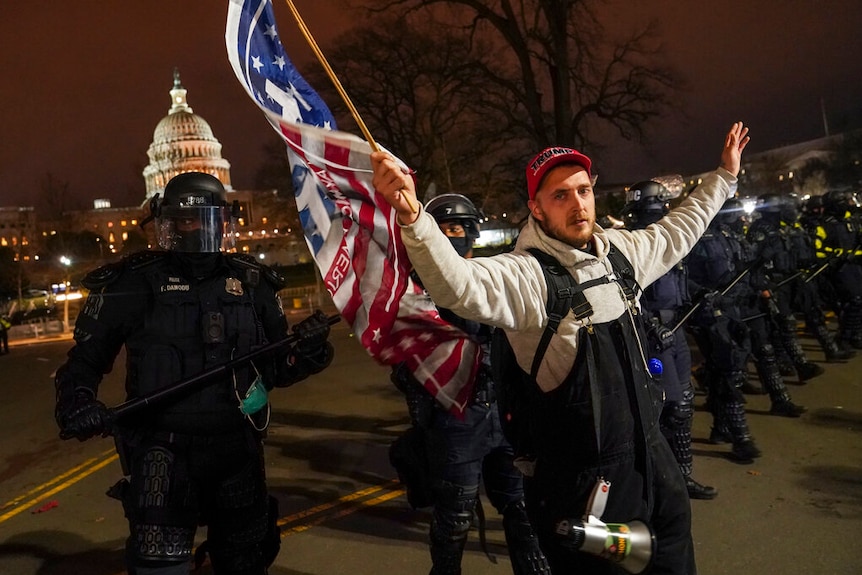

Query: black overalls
[522,264,695,574]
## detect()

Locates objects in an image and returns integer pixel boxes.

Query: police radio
[554,478,656,574]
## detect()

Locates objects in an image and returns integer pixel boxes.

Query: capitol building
[0,70,310,276]
[142,70,234,200]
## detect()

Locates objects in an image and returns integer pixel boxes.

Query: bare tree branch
[365,0,678,151]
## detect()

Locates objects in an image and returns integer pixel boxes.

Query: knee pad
[431,481,478,543]
[661,398,693,432]
[127,445,196,567]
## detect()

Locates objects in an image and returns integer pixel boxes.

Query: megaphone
[554,516,655,574]
[553,477,656,574]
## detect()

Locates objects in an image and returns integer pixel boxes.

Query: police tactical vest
[123,257,265,433]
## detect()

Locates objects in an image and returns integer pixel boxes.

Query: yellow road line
[0,452,119,524]
[0,448,116,512]
[276,480,398,527]
[1,449,405,538]
[281,485,405,536]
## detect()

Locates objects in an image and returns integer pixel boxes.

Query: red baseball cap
[526,147,593,201]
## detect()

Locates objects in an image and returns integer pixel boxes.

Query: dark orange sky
[2,0,861,208]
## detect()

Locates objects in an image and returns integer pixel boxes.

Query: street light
[60,256,72,332]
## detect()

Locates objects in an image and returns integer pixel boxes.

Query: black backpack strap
[524,245,643,376]
[606,243,641,302]
[527,249,589,379]
[527,248,608,455]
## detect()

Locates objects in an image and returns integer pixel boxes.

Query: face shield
[156,205,236,253]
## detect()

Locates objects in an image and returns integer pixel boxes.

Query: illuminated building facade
[46,70,308,267]
[0,207,37,262]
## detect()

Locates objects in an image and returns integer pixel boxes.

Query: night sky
[2,0,861,209]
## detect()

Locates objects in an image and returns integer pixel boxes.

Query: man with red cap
[372,123,749,574]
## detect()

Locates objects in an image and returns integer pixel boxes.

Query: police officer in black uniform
[54,172,335,575]
[391,193,549,575]
[622,179,718,499]
[814,189,862,349]
[764,193,853,362]
[746,193,826,380]
[688,199,806,424]
[686,200,765,463]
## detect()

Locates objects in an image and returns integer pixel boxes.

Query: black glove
[700,289,723,310]
[647,319,675,353]
[292,310,331,356]
[56,390,111,441]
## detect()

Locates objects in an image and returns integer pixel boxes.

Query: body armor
[118,257,266,433]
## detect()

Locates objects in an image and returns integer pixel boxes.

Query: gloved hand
[647,321,675,353]
[700,289,723,309]
[56,390,112,441]
[292,310,331,356]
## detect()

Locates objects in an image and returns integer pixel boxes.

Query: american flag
[226,0,480,415]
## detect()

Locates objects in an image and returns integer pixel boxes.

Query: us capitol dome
[142,69,232,201]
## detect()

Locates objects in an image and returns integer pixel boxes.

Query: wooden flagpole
[283,0,418,213]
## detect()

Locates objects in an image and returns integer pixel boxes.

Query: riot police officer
[54,172,335,575]
[391,193,549,575]
[622,179,717,499]
[686,199,805,463]
[814,189,862,349]
[747,193,825,379]
[710,200,806,417]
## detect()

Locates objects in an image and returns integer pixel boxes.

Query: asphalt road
[0,317,860,575]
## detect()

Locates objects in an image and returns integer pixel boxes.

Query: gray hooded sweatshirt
[397,168,737,393]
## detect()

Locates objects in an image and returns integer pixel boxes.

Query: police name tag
[225,278,244,296]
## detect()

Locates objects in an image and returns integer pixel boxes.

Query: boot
[794,361,824,382]
[685,476,718,500]
[502,501,552,575]
[716,400,762,463]
[780,319,824,382]
[811,321,855,361]
[770,400,807,417]
[754,345,807,417]
[827,342,856,362]
[730,439,762,462]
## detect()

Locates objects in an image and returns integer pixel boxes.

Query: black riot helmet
[621,180,672,229]
[716,198,746,229]
[153,172,237,253]
[822,189,857,219]
[801,194,824,222]
[756,193,800,224]
[424,194,483,240]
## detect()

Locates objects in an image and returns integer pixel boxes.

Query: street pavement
[0,316,860,574]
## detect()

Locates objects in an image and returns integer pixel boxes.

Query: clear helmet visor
[156,206,236,253]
